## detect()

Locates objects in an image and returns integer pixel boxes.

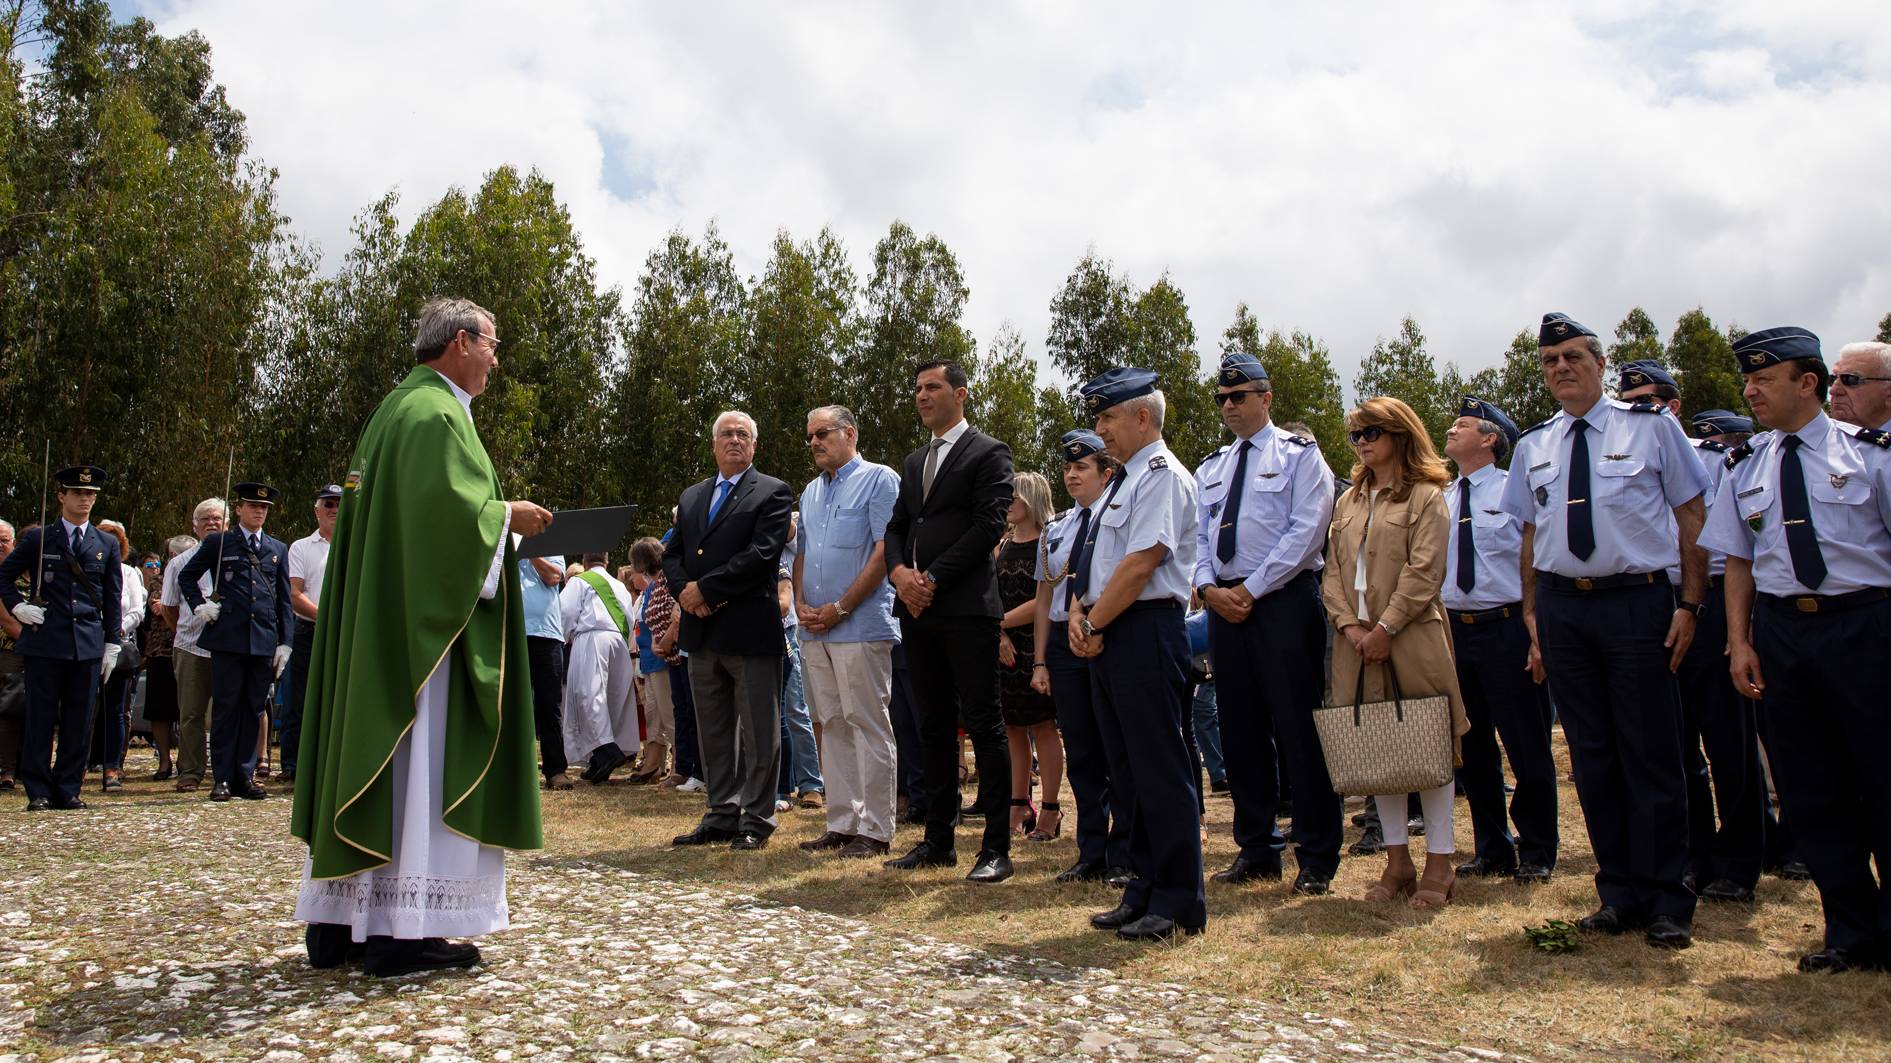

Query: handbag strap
[1350,656,1408,725]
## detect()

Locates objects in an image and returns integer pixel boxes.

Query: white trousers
[1375,781,1457,855]
[800,639,897,843]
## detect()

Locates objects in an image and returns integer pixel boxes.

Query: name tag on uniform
[1737,486,1764,499]
[1530,461,1551,473]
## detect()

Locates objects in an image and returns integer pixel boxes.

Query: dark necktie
[71,526,83,555]
[706,479,734,525]
[1779,434,1827,590]
[1216,439,1252,563]
[1069,476,1125,606]
[922,438,947,499]
[1566,417,1595,560]
[1061,506,1094,610]
[1456,478,1476,593]
[247,533,260,555]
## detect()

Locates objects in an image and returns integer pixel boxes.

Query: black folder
[516,505,639,559]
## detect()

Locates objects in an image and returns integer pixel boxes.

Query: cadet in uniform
[180,482,295,802]
[1442,396,1559,884]
[1705,327,1891,972]
[1032,430,1131,885]
[1617,365,1766,903]
[1192,352,1340,893]
[1069,368,1204,940]
[0,465,123,811]
[1500,313,1709,949]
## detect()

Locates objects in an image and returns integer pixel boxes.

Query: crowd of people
[5,300,1890,978]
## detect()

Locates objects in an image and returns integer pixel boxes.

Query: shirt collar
[1787,411,1833,448]
[1460,462,1500,489]
[823,454,863,484]
[426,365,475,417]
[1236,421,1277,447]
[60,518,89,538]
[1571,394,1611,425]
[715,466,750,490]
[935,419,970,446]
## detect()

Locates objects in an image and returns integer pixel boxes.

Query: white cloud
[141,0,1891,402]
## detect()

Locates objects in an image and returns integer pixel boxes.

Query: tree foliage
[1354,316,1451,453]
[847,220,974,467]
[1665,307,1744,419]
[1876,312,1890,344]
[1609,307,1664,368]
[1218,304,1347,460]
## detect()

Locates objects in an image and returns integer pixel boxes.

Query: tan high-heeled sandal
[1410,872,1457,910]
[1365,867,1417,903]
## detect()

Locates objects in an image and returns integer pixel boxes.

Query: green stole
[576,571,629,637]
[290,366,542,879]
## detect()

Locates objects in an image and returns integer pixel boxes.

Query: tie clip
[1567,498,1587,505]
[1783,518,1808,526]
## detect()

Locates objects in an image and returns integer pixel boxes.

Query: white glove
[12,603,45,626]
[273,644,293,678]
[102,643,121,675]
[194,601,221,624]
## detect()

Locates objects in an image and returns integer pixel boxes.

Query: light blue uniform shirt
[519,553,565,640]
[1666,440,1730,584]
[1192,421,1334,597]
[1700,413,1891,596]
[1442,463,1524,611]
[1034,501,1098,623]
[1499,396,1708,577]
[795,455,900,644]
[1083,438,1198,608]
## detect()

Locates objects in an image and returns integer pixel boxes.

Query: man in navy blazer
[663,410,795,851]
[0,465,123,811]
[180,481,295,802]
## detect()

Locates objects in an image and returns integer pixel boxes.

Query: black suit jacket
[882,427,1014,620]
[662,466,795,657]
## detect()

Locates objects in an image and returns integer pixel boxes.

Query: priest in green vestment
[292,296,553,978]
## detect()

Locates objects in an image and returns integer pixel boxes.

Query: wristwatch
[832,603,851,621]
[1196,583,1216,601]
[1080,617,1100,638]
[1676,600,1705,618]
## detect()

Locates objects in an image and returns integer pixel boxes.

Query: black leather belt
[1123,599,1183,614]
[1536,570,1662,593]
[1449,603,1521,625]
[1759,587,1890,615]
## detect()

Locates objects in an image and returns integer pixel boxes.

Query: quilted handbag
[1314,660,1454,796]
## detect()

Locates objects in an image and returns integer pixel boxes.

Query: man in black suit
[663,410,796,851]
[882,361,1017,883]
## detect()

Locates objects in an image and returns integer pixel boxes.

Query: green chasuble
[291,365,542,879]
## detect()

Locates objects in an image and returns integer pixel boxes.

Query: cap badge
[1554,323,1569,337]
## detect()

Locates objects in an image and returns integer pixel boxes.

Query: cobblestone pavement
[1,797,1514,1062]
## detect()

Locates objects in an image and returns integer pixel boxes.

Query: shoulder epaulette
[1626,402,1665,414]
[1698,439,1728,453]
[1725,441,1754,469]
[1517,418,1554,441]
[1855,427,1891,449]
[1149,455,1169,470]
[1286,435,1316,447]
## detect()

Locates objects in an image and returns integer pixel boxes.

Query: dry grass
[541,731,1891,1063]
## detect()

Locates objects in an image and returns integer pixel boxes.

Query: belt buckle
[1795,596,1819,613]
[1459,612,1476,625]
[1574,577,1595,592]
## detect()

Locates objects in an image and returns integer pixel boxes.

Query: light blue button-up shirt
[1665,440,1730,584]
[1034,502,1099,623]
[1083,438,1198,607]
[1442,463,1523,611]
[1700,413,1891,596]
[519,553,565,640]
[796,455,900,644]
[1499,396,1708,577]
[1192,421,1334,598]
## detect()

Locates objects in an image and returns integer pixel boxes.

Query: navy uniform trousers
[1753,594,1891,957]
[1207,570,1341,877]
[209,652,271,789]
[1045,635,1130,869]
[21,657,100,803]
[1450,607,1559,869]
[1535,579,1694,921]
[1676,582,1765,890]
[1089,602,1205,925]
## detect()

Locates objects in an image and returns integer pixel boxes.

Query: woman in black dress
[143,541,189,780]
[996,471,1063,839]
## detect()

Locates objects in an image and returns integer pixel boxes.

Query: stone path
[1,797,1512,1062]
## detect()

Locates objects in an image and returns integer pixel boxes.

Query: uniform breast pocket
[1199,481,1229,517]
[1527,463,1559,513]
[1808,477,1874,537]
[1594,457,1657,511]
[832,507,870,547]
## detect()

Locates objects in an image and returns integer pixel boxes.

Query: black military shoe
[1290,869,1331,896]
[729,831,768,851]
[1513,863,1553,884]
[1700,879,1756,903]
[1210,855,1282,885]
[1055,860,1108,883]
[897,805,928,825]
[25,797,50,812]
[1645,915,1693,949]
[1798,948,1861,973]
[884,841,956,869]
[1208,779,1230,796]
[1774,860,1813,881]
[670,825,737,846]
[1577,906,1636,934]
[966,850,1013,883]
[238,784,268,801]
[53,796,87,810]
[1104,866,1137,888]
[1348,826,1385,856]
[1117,913,1204,941]
[209,782,232,802]
[1455,855,1518,878]
[1090,902,1144,930]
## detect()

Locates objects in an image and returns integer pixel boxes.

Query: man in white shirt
[281,484,340,783]
[158,497,228,792]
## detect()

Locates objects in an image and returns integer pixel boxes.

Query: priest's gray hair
[1121,390,1166,429]
[1839,341,1891,376]
[413,297,495,362]
[192,497,228,523]
[713,410,758,438]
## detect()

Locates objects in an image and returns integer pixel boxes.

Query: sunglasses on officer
[1213,389,1265,407]
[1347,425,1389,445]
[1836,371,1891,387]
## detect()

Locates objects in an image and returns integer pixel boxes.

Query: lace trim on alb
[304,873,505,915]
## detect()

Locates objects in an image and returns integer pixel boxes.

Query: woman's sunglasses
[1347,426,1388,445]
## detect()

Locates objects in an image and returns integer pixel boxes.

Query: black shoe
[730,831,768,851]
[237,784,268,801]
[1208,779,1230,795]
[1700,879,1756,903]
[1645,915,1693,949]
[1577,906,1637,934]
[1350,810,1371,827]
[1290,869,1331,896]
[1211,855,1282,885]
[364,937,481,978]
[897,805,928,825]
[1348,826,1385,856]
[1406,816,1426,837]
[671,825,737,846]
[279,770,296,783]
[1116,914,1204,941]
[1104,866,1137,888]
[966,850,1013,883]
[798,830,856,852]
[209,782,232,802]
[884,841,956,869]
[25,797,50,812]
[1456,855,1518,878]
[53,796,87,810]
[1513,863,1554,884]
[1775,860,1813,881]
[1055,861,1108,883]
[306,923,363,969]
[1681,870,1699,895]
[585,748,628,784]
[1798,948,1861,973]
[1090,902,1145,930]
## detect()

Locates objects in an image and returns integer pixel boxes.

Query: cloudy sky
[129,0,1891,390]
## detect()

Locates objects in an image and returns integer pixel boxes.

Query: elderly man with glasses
[1830,341,1891,433]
